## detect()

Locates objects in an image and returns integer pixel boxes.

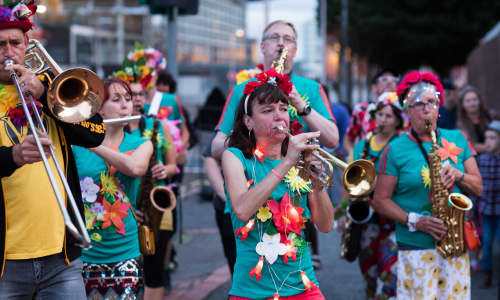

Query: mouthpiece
[3,59,13,68]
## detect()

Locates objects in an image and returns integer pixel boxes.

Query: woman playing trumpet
[73,78,153,299]
[222,68,334,299]
[373,71,483,300]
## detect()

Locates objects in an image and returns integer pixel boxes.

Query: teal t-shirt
[377,129,474,249]
[216,74,334,135]
[73,132,148,263]
[129,115,167,165]
[224,147,317,299]
[143,92,185,126]
[352,136,392,165]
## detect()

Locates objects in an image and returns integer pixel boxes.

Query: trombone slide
[5,59,91,249]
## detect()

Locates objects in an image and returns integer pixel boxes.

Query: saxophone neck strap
[410,128,440,166]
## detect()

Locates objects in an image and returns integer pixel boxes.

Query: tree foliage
[324,0,500,75]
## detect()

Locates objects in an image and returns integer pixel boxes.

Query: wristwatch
[298,104,312,116]
[407,212,421,232]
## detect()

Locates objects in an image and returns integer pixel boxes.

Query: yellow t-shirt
[0,85,65,259]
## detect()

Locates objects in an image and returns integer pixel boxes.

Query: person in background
[456,86,491,154]
[203,135,237,275]
[73,78,153,299]
[211,20,338,160]
[437,78,458,130]
[470,120,500,288]
[344,69,398,155]
[114,58,178,299]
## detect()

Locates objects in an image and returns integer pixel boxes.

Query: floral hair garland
[112,42,166,90]
[235,64,264,85]
[0,0,36,32]
[243,67,293,115]
[365,91,409,131]
[396,71,443,108]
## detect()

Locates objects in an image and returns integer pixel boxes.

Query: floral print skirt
[82,258,144,300]
[397,249,470,300]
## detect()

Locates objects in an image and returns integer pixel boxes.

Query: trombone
[276,126,376,197]
[4,40,104,249]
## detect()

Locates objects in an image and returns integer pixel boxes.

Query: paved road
[166,140,500,300]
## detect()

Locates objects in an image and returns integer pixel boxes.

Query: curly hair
[227,84,289,158]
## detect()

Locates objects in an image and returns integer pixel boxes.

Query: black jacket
[0,86,105,275]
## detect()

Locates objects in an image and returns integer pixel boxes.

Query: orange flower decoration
[102,199,130,235]
[438,138,463,164]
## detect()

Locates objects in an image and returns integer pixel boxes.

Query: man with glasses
[211,20,339,160]
[344,69,398,155]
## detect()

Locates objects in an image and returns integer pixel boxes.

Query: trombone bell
[25,39,104,123]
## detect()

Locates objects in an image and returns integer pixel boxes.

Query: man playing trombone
[0,1,104,299]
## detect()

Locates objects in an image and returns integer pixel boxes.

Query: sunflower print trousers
[397,249,470,300]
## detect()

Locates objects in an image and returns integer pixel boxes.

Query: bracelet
[271,169,283,180]
[457,171,465,183]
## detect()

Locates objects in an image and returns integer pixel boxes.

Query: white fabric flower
[256,233,287,264]
[80,177,100,203]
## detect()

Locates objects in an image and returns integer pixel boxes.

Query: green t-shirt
[352,135,392,165]
[143,92,185,126]
[378,129,474,249]
[224,147,317,299]
[129,115,167,165]
[73,132,148,263]
[215,74,334,135]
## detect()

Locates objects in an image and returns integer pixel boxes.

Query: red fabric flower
[257,63,264,70]
[267,193,304,241]
[243,67,292,97]
[396,71,444,106]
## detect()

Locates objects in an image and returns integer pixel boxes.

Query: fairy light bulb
[249,257,264,280]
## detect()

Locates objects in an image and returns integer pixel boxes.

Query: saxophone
[137,116,177,255]
[426,120,472,258]
[340,129,379,262]
[271,47,288,74]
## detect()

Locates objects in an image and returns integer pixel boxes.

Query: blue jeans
[0,253,86,300]
[480,215,500,271]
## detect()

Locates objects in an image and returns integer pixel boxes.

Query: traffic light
[139,0,199,15]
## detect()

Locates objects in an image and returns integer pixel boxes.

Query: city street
[165,135,499,300]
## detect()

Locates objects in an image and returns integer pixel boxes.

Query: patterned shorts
[397,249,470,300]
[82,258,144,300]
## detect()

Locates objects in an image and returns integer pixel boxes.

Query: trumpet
[276,125,376,196]
[3,40,107,248]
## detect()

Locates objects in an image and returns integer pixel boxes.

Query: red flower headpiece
[396,71,443,107]
[243,67,293,97]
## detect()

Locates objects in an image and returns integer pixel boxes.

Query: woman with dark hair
[339,91,405,299]
[456,86,491,154]
[73,78,153,299]
[373,71,483,300]
[222,68,334,299]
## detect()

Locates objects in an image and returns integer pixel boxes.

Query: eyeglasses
[132,92,146,98]
[263,33,296,45]
[408,100,438,111]
[377,76,398,84]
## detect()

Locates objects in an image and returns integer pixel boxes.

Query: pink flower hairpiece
[243,67,293,115]
[396,71,443,107]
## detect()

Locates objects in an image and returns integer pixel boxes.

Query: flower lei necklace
[233,152,318,298]
[0,84,42,127]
